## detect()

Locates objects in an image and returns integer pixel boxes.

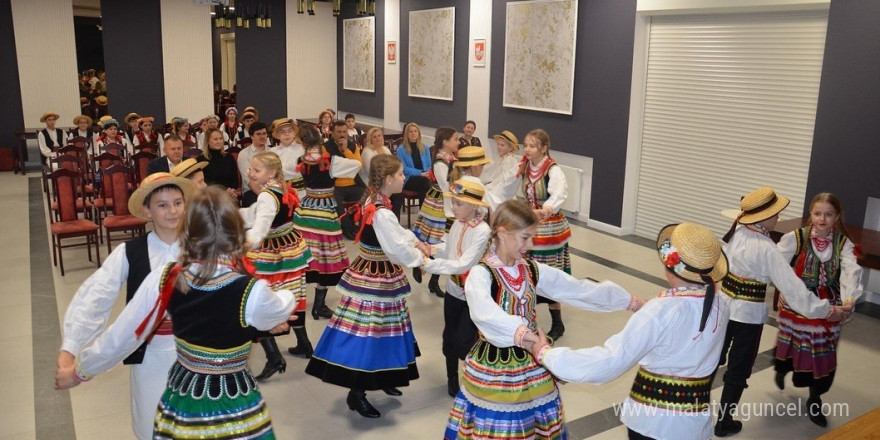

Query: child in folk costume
[240,151,314,381]
[420,176,492,398]
[222,107,239,145]
[445,200,639,440]
[132,117,163,152]
[412,126,460,296]
[38,111,64,162]
[450,146,502,210]
[171,117,197,146]
[517,129,571,341]
[237,110,257,144]
[286,125,360,357]
[55,173,196,440]
[482,130,521,205]
[57,186,297,439]
[95,118,134,157]
[528,223,725,440]
[714,187,851,436]
[306,155,427,419]
[68,114,94,144]
[269,118,306,198]
[122,112,142,145]
[775,192,859,428]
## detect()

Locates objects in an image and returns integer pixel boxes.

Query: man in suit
[146,135,184,175]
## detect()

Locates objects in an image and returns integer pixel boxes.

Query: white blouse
[76,265,294,378]
[723,226,833,324]
[434,159,454,217]
[423,220,491,300]
[483,154,520,203]
[239,189,284,248]
[777,230,862,304]
[517,161,568,213]
[372,207,426,269]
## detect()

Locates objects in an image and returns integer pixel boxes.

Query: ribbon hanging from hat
[721,194,779,243]
[660,239,716,333]
[135,265,182,339]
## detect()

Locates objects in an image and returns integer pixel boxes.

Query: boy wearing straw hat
[713,187,852,436]
[68,115,94,143]
[269,118,306,198]
[529,222,728,440]
[421,176,492,397]
[56,172,196,440]
[38,111,63,162]
[170,157,208,189]
[483,130,521,203]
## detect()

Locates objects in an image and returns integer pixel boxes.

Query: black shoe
[382,387,402,396]
[254,338,286,381]
[808,399,827,427]
[412,267,423,284]
[311,288,334,320]
[342,228,356,241]
[286,327,313,358]
[775,371,786,390]
[447,376,460,398]
[428,275,444,298]
[347,390,380,418]
[714,418,743,437]
[547,309,565,342]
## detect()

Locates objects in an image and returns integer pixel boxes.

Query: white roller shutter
[634,11,828,239]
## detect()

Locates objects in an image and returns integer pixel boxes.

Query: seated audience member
[38,111,64,163]
[392,122,433,217]
[197,114,229,148]
[68,115,94,143]
[237,111,257,143]
[317,110,334,143]
[359,127,390,185]
[198,127,239,196]
[459,120,482,148]
[122,112,141,145]
[147,135,185,175]
[237,121,271,195]
[344,113,365,144]
[132,117,163,153]
[324,121,364,239]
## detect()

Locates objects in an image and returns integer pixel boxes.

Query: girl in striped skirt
[517,129,571,342]
[775,193,860,427]
[445,200,638,440]
[306,154,428,419]
[412,126,459,296]
[57,186,296,439]
[240,151,314,381]
[287,124,360,357]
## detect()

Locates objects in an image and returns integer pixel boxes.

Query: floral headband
[172,117,188,125]
[449,183,483,201]
[659,238,686,276]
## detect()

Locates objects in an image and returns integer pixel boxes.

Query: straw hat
[170,158,208,179]
[444,176,489,208]
[137,116,154,126]
[656,223,728,284]
[95,95,108,106]
[128,172,197,221]
[72,115,92,126]
[271,118,296,139]
[40,111,59,123]
[98,115,114,125]
[736,187,790,225]
[454,146,492,168]
[492,130,519,150]
[101,118,120,129]
[204,114,220,122]
[243,106,260,120]
[125,113,142,124]
[240,111,257,122]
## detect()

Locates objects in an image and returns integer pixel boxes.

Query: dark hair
[333,120,347,129]
[143,184,184,208]
[175,186,247,293]
[432,126,457,161]
[250,121,268,134]
[345,113,355,120]
[298,123,322,148]
[464,120,476,128]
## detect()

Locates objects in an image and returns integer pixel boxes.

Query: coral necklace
[498,264,525,291]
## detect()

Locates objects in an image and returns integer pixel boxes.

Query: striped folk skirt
[305,245,420,390]
[293,187,350,286]
[528,212,572,275]
[154,342,275,439]
[412,185,451,244]
[245,222,312,313]
[445,340,566,440]
[775,304,841,386]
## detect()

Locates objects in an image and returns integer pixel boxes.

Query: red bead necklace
[498,264,525,291]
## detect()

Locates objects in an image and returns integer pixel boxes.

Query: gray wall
[399,0,469,128]
[235,0,287,121]
[337,2,384,119]
[488,0,637,227]
[805,0,880,227]
[0,0,23,150]
[101,0,165,122]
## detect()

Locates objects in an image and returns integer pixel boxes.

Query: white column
[286,0,338,119]
[383,0,401,129]
[160,0,214,122]
[466,0,492,146]
[11,0,80,127]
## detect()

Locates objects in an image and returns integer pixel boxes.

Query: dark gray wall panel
[235,0,287,121]
[0,0,24,150]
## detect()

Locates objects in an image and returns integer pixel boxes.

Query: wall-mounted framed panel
[343,16,375,93]
[408,7,455,101]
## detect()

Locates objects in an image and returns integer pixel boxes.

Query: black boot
[428,274,444,298]
[714,385,744,437]
[446,356,460,397]
[775,370,786,390]
[311,287,333,320]
[547,308,565,342]
[286,327,313,358]
[412,267,423,283]
[807,387,827,427]
[382,387,402,396]
[254,338,286,381]
[347,389,380,418]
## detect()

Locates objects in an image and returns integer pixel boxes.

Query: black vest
[41,128,65,148]
[122,235,152,365]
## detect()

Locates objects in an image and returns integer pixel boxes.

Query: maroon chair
[46,168,101,275]
[100,142,128,160]
[133,142,159,155]
[48,154,93,221]
[236,138,253,149]
[401,190,422,227]
[98,164,147,253]
[130,150,158,185]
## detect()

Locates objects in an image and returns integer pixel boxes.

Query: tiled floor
[3,171,878,439]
